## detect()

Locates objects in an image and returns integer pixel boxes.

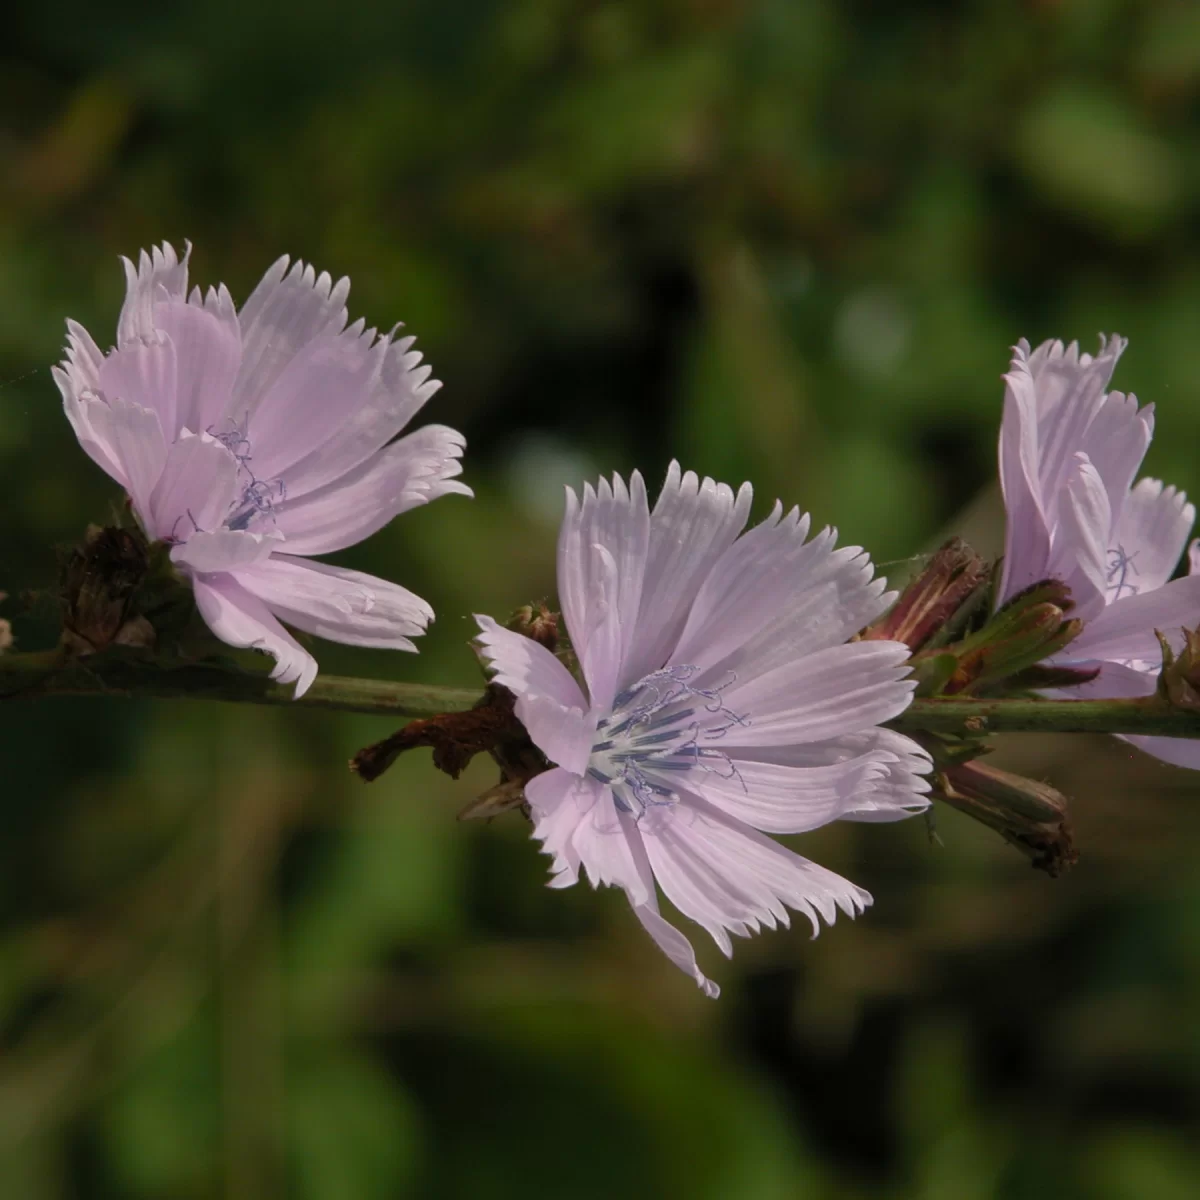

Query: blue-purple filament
[587,664,750,818]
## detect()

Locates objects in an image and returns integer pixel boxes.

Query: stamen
[206,416,287,533]
[1106,544,1140,600]
[589,665,752,819]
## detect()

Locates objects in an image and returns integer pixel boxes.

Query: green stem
[0,650,480,718]
[892,695,1200,739]
[3,649,1199,740]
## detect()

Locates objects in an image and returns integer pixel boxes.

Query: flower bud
[60,526,153,655]
[861,538,988,651]
[1156,627,1200,710]
[506,604,559,651]
[922,578,1082,696]
[937,759,1077,876]
[0,592,11,656]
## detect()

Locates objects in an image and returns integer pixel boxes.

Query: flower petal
[669,507,892,682]
[526,769,650,903]
[278,335,442,499]
[1028,335,1126,503]
[632,903,719,998]
[242,327,389,481]
[998,340,1053,602]
[97,338,179,452]
[619,461,752,685]
[270,425,471,556]
[147,430,241,540]
[1111,478,1194,596]
[557,473,650,710]
[1047,452,1111,618]
[1064,575,1200,665]
[192,573,318,696]
[233,257,350,411]
[237,555,433,650]
[1123,735,1200,770]
[79,395,167,524]
[154,291,243,438]
[640,795,870,955]
[717,639,915,747]
[1076,389,1153,518]
[475,617,594,774]
[730,728,933,823]
[684,753,892,834]
[171,529,280,574]
[118,242,190,345]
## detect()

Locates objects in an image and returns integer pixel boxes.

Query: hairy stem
[2,650,1198,741]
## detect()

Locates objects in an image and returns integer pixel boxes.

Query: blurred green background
[4,1,1200,1196]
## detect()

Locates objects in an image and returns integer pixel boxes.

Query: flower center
[586,665,749,817]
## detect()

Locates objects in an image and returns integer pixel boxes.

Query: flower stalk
[3,648,1200,738]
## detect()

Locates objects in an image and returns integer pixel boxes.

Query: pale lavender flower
[54,243,471,695]
[475,463,931,997]
[998,336,1200,766]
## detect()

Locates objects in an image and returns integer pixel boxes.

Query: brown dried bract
[350,683,547,794]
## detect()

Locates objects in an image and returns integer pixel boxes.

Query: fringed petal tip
[271,644,319,698]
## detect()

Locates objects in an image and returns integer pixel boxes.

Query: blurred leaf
[1016,84,1183,238]
[287,1049,421,1200]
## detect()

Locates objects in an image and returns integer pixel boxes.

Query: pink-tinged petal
[1028,335,1125,502]
[118,242,190,345]
[270,425,471,556]
[669,503,893,682]
[170,530,280,575]
[998,341,1053,603]
[632,904,719,999]
[731,729,932,823]
[1190,539,1200,576]
[1077,389,1153,517]
[557,473,650,710]
[154,292,242,438]
[640,795,870,956]
[669,504,807,671]
[525,768,586,887]
[1047,453,1111,618]
[192,573,317,696]
[620,461,752,684]
[237,556,432,651]
[233,257,350,411]
[1065,575,1200,665]
[718,639,915,747]
[60,319,105,393]
[279,335,442,499]
[79,395,167,524]
[1122,735,1200,770]
[621,818,719,995]
[709,547,889,686]
[53,368,123,481]
[526,770,650,904]
[242,327,388,480]
[1112,478,1194,595]
[98,338,180,446]
[475,617,594,774]
[686,754,892,834]
[147,430,241,540]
